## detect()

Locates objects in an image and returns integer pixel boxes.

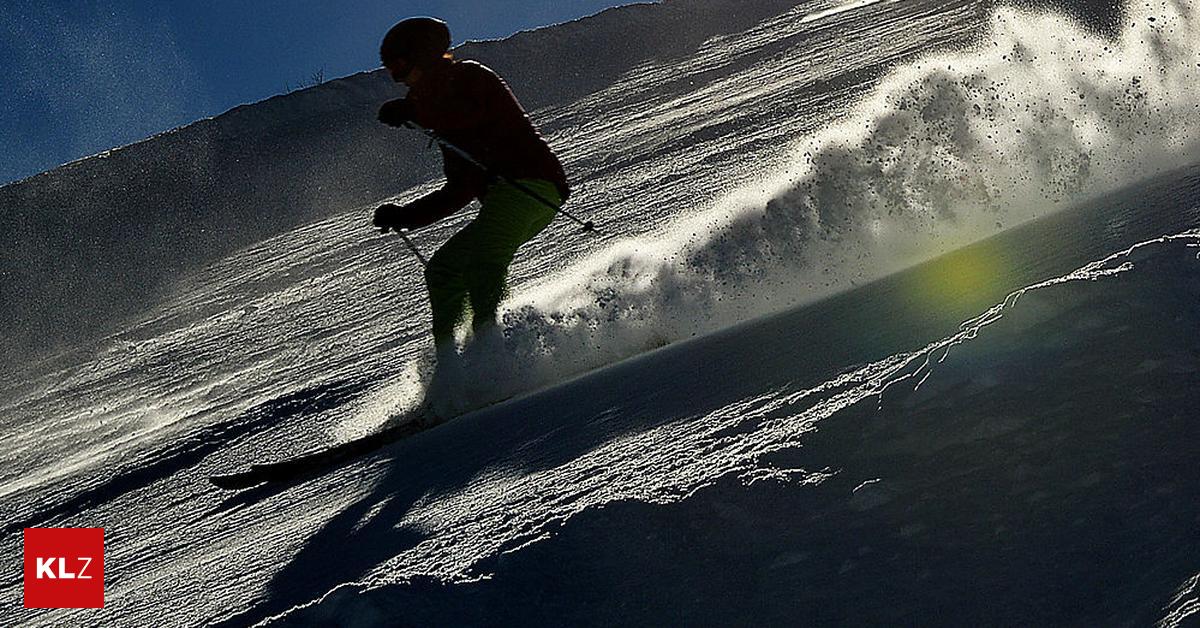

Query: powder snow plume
[449,0,1200,403]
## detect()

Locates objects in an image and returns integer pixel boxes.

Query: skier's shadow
[208,287,889,626]
[206,434,445,628]
[208,365,742,627]
[215,291,894,627]
[210,310,856,628]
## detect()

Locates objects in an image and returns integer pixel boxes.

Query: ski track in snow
[801,0,899,24]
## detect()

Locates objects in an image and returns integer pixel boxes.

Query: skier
[371,17,570,414]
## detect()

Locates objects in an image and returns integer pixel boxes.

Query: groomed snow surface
[3,0,1200,625]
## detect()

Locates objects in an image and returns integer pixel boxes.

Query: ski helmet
[380,17,451,64]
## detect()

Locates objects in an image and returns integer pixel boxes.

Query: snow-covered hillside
[3,0,1200,625]
[0,0,850,365]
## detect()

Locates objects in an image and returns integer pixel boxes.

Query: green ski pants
[424,179,561,343]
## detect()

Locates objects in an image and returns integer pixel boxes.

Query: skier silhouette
[372,17,569,414]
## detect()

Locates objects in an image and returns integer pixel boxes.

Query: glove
[377,98,413,128]
[373,203,417,231]
[373,192,457,232]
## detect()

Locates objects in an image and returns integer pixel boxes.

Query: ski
[209,417,429,490]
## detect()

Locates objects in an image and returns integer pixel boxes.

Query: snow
[3,0,1200,625]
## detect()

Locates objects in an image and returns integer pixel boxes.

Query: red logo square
[23,528,105,608]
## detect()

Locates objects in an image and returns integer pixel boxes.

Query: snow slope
[268,173,1200,627]
[3,0,1200,625]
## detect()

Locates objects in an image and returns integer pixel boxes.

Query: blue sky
[0,1,634,186]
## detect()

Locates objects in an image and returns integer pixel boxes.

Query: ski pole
[381,226,428,266]
[397,229,427,266]
[404,122,597,233]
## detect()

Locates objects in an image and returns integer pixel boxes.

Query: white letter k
[36,557,56,579]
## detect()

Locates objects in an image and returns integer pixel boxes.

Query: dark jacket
[404,60,569,223]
